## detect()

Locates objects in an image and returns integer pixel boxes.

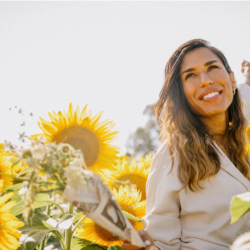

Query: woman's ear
[229,72,237,89]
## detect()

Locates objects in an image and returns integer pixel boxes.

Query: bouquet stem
[65,203,74,249]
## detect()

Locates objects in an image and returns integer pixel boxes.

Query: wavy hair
[154,39,250,191]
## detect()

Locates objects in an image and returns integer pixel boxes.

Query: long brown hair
[154,39,250,191]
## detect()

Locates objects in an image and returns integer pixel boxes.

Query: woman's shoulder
[149,140,178,177]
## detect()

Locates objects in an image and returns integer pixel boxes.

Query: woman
[122,39,250,250]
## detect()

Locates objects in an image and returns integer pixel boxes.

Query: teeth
[203,92,220,100]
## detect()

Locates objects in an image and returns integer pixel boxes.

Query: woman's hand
[241,60,250,87]
[121,230,158,250]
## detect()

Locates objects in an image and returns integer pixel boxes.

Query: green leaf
[19,214,57,250]
[11,193,51,216]
[7,183,23,191]
[73,212,85,223]
[107,246,122,250]
[230,192,250,223]
[122,211,141,222]
[45,235,62,250]
[42,221,55,229]
[83,245,105,250]
[57,214,74,229]
[71,238,93,250]
[11,200,25,216]
[52,213,63,220]
[16,167,30,177]
[29,214,45,227]
[12,190,22,203]
[34,212,58,229]
[17,245,26,250]
[71,238,105,250]
[20,226,55,250]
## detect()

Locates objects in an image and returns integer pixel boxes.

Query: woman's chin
[198,109,227,119]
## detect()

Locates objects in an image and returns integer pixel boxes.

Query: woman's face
[180,47,236,118]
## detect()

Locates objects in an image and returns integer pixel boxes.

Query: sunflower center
[94,224,119,241]
[53,126,99,167]
[117,175,146,201]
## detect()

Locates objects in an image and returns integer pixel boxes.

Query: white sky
[0,2,250,154]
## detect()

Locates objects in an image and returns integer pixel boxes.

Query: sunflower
[76,186,145,247]
[32,103,120,172]
[139,153,153,169]
[0,151,13,193]
[246,143,250,155]
[247,125,250,138]
[246,125,250,155]
[102,157,149,202]
[117,155,129,164]
[0,192,25,250]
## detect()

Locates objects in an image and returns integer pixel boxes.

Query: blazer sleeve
[142,141,183,250]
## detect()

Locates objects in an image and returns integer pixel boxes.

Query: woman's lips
[201,92,221,102]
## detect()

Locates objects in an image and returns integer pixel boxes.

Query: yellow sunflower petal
[0,192,14,206]
[0,231,20,250]
[0,151,13,192]
[0,193,24,250]
[0,200,16,213]
[76,185,145,247]
[102,156,149,201]
[32,104,120,172]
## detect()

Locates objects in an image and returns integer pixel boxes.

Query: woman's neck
[198,112,227,145]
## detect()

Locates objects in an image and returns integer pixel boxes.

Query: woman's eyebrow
[204,60,218,66]
[181,68,195,76]
[181,60,219,76]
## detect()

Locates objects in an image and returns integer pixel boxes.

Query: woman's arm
[141,142,182,250]
[122,142,182,250]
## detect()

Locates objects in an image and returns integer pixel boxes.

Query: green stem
[39,237,46,250]
[53,173,66,188]
[42,200,66,216]
[52,231,66,250]
[72,215,87,235]
[38,188,64,193]
[46,193,52,216]
[44,232,52,248]
[65,203,74,250]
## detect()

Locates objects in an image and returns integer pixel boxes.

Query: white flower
[37,135,47,143]
[30,143,46,160]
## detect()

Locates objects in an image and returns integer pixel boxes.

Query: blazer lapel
[214,142,250,192]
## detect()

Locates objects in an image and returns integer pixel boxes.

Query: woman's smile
[199,88,223,102]
[180,47,236,118]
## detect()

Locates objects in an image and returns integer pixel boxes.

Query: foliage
[230,190,250,249]
[0,103,147,250]
[126,104,159,160]
[230,192,250,224]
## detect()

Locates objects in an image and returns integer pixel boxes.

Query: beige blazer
[142,86,250,250]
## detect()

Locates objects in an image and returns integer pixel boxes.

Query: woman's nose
[200,72,213,87]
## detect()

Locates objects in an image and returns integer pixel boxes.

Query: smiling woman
[121,39,250,250]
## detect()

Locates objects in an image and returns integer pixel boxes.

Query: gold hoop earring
[233,88,236,95]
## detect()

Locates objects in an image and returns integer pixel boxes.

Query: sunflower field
[0,103,154,250]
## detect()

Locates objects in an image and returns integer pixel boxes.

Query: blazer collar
[214,142,250,192]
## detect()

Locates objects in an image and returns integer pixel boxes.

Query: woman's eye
[208,65,218,70]
[185,73,195,80]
